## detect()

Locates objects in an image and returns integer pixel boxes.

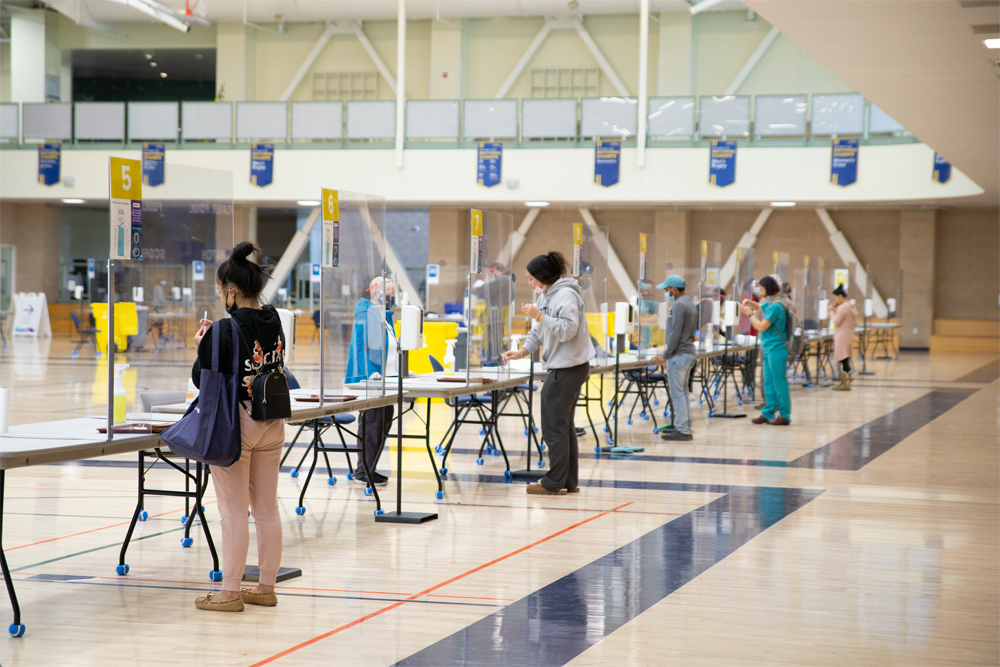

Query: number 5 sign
[321,188,339,268]
[109,157,143,260]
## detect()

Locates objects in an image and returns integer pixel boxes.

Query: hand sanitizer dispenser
[443,339,456,376]
[400,305,424,351]
[113,364,129,424]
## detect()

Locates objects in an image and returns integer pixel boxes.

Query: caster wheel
[295,506,306,515]
[603,426,609,433]
[492,449,500,457]
[540,443,546,451]
[653,427,660,434]
[479,428,485,435]
[627,419,633,425]
[138,510,148,521]
[663,411,668,417]
[290,469,299,478]
[347,471,354,480]
[503,470,513,479]
[9,624,25,638]
[439,467,448,475]
[524,429,529,435]
[375,509,384,516]
[180,516,188,525]
[653,399,660,406]
[181,537,193,548]
[476,458,484,465]
[364,487,372,496]
[606,438,614,445]
[435,490,444,499]
[209,570,223,582]
[536,460,545,469]
[534,427,539,433]
[327,477,336,486]
[116,564,129,576]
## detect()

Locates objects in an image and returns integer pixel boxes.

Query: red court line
[249,500,633,667]
[4,502,215,552]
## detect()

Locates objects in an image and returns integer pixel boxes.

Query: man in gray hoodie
[503,252,595,495]
[651,274,698,441]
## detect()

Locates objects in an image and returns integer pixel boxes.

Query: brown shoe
[752,415,769,424]
[240,588,278,607]
[526,483,568,495]
[195,593,244,612]
[769,417,790,426]
[569,487,580,493]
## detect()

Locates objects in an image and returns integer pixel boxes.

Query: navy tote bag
[161,320,242,467]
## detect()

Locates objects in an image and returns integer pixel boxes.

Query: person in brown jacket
[831,285,857,391]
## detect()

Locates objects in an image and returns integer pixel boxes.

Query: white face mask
[534,285,545,295]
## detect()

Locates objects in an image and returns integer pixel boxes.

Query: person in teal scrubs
[740,275,791,425]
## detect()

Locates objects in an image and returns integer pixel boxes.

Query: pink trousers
[210,408,285,592]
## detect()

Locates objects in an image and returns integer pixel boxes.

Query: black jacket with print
[192,306,285,402]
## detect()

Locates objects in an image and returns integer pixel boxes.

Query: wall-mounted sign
[594,140,620,187]
[38,143,60,186]
[830,138,859,187]
[709,140,736,188]
[477,142,502,188]
[250,143,274,187]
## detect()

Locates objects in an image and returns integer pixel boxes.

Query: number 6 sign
[321,188,339,268]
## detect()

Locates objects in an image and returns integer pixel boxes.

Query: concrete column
[11,9,46,102]
[657,12,692,96]
[215,23,257,101]
[899,209,936,349]
[430,19,462,99]
[654,209,690,276]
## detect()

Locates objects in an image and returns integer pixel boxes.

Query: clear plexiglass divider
[321,191,387,403]
[635,233,666,360]
[732,246,756,343]
[697,240,722,349]
[115,162,235,437]
[466,209,514,383]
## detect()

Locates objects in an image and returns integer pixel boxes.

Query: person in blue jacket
[345,277,396,486]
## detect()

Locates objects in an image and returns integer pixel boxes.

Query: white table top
[153,388,403,419]
[0,414,182,470]
[346,372,530,398]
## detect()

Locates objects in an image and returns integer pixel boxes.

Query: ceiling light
[150,62,157,67]
[145,53,153,59]
[984,38,1000,48]
[770,201,796,207]
[525,201,549,207]
[62,198,85,204]
[160,72,168,78]
[297,200,320,207]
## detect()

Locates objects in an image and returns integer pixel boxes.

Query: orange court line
[249,500,633,667]
[4,503,215,552]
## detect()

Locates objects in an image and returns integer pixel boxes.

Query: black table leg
[1,470,24,637]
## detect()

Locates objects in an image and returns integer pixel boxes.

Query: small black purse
[231,320,292,421]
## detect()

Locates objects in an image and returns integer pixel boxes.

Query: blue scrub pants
[761,347,791,421]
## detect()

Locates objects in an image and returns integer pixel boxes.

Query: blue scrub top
[760,299,787,352]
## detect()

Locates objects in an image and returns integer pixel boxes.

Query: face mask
[534,286,545,295]
[753,286,762,296]
[666,292,675,302]
[385,295,395,309]
[225,291,238,315]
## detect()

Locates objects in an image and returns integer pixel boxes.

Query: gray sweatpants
[540,362,590,492]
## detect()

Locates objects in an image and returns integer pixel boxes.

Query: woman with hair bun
[830,284,857,391]
[191,242,287,612]
[740,275,791,425]
[501,251,595,495]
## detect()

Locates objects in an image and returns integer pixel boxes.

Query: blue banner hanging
[932,153,951,184]
[830,139,859,187]
[477,142,502,188]
[594,140,621,187]
[250,143,274,187]
[38,143,60,186]
[142,143,165,187]
[708,140,736,188]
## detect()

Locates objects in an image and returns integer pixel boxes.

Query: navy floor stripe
[954,359,1000,384]
[788,389,975,470]
[394,485,822,666]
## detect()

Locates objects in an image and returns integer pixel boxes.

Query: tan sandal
[195,593,244,612]
[526,483,567,495]
[240,588,278,607]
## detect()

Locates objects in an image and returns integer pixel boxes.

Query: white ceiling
[69,0,747,23]
[741,0,1000,206]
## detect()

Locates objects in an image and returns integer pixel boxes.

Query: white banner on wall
[13,293,52,337]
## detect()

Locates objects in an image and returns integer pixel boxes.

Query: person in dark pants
[345,277,397,487]
[502,252,595,495]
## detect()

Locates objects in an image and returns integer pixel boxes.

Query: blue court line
[789,389,975,470]
[8,526,186,573]
[394,485,822,666]
[15,577,504,608]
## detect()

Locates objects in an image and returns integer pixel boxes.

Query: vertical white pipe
[395,0,406,168]
[637,0,649,167]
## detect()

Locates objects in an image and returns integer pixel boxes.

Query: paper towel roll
[864,299,874,317]
[0,388,10,434]
[724,300,738,327]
